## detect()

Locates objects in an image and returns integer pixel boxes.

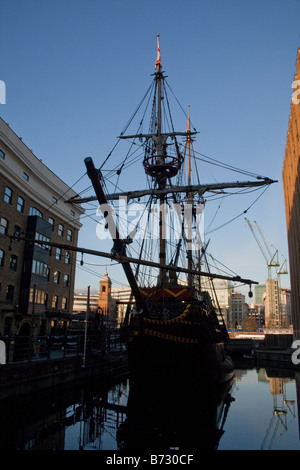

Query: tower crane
[256,223,289,322]
[276,258,288,281]
[254,220,280,276]
[245,218,280,328]
[245,218,279,280]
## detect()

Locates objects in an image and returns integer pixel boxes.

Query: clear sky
[1,0,299,297]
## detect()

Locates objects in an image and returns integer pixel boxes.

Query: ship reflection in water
[0,367,300,450]
[117,376,234,451]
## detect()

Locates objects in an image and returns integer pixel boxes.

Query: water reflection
[257,370,298,450]
[260,374,296,450]
[117,376,235,451]
[0,366,299,450]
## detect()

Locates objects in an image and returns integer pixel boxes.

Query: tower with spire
[98,271,117,321]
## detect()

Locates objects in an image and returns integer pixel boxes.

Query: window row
[32,239,72,264]
[1,210,73,242]
[29,287,68,310]
[55,247,71,264]
[0,244,72,275]
[2,283,68,308]
[53,271,70,286]
[3,187,26,213]
[31,260,70,286]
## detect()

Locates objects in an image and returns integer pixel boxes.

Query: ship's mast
[155,34,167,286]
[186,105,193,287]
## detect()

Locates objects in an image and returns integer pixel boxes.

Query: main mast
[186,105,194,288]
[155,35,167,286]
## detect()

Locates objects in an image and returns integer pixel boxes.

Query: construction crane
[245,218,280,280]
[277,258,288,282]
[254,220,280,274]
[245,218,281,328]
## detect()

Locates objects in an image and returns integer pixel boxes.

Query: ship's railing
[0,326,124,365]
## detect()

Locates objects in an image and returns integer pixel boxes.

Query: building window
[0,217,8,235]
[23,172,29,181]
[65,251,70,264]
[67,229,73,241]
[13,225,21,241]
[0,249,4,267]
[0,149,5,159]
[58,223,64,237]
[17,196,24,213]
[62,297,68,310]
[51,295,58,308]
[29,206,42,218]
[53,271,60,284]
[29,288,46,305]
[70,210,75,217]
[4,186,12,204]
[48,217,54,231]
[52,196,58,204]
[56,247,62,260]
[6,285,14,302]
[35,231,50,249]
[63,274,69,287]
[32,259,48,278]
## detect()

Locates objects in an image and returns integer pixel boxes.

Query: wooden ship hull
[126,287,234,385]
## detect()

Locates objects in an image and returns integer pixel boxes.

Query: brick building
[282,48,300,339]
[0,118,84,336]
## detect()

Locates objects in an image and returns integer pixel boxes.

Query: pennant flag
[155,34,161,70]
[186,105,191,133]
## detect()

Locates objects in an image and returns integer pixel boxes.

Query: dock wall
[0,352,128,401]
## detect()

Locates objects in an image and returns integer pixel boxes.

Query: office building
[0,118,84,335]
[282,48,300,339]
[201,277,234,326]
[255,284,266,305]
[264,279,280,328]
[230,292,248,328]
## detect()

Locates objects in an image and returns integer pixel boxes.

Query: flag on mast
[155,34,161,70]
[186,105,191,133]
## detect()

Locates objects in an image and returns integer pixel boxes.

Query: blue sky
[1,0,299,296]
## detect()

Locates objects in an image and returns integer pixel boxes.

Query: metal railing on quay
[0,326,125,365]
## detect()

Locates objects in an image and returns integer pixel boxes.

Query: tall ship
[70,36,276,386]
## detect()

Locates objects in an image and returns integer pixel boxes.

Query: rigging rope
[205,185,270,235]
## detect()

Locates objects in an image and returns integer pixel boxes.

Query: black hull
[128,335,234,387]
[126,297,234,386]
